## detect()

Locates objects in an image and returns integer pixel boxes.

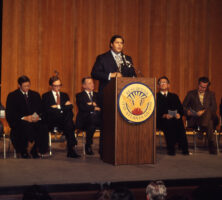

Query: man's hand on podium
[110,72,122,78]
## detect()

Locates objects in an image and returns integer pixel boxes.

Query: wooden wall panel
[1,0,222,115]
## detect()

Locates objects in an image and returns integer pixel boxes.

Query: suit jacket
[6,89,42,129]
[183,89,217,127]
[91,50,136,92]
[156,92,184,130]
[76,91,101,129]
[42,91,74,129]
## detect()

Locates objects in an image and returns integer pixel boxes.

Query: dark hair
[157,76,170,85]
[198,76,210,86]
[49,76,61,86]
[111,187,134,200]
[110,35,124,48]
[18,76,30,86]
[82,77,92,85]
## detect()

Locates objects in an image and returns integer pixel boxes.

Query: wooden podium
[102,77,156,165]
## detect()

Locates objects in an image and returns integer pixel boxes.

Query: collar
[52,90,60,95]
[20,89,28,95]
[111,50,121,58]
[85,90,93,95]
[160,91,168,96]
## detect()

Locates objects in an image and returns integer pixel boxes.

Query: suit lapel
[107,51,119,71]
[50,91,56,105]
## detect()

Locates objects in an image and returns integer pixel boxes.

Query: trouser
[48,109,77,152]
[162,118,189,153]
[199,109,216,151]
[11,121,49,154]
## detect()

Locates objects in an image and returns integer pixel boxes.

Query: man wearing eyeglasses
[156,76,189,156]
[183,77,218,154]
[42,76,80,158]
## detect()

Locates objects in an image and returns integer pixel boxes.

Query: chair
[156,129,164,152]
[46,127,65,157]
[185,120,220,154]
[75,128,101,156]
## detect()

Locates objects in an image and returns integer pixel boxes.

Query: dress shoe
[21,152,31,159]
[209,149,217,155]
[31,151,40,159]
[85,145,94,155]
[67,149,81,158]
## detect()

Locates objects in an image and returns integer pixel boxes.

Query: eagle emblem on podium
[118,82,155,124]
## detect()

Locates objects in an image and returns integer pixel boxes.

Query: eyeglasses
[159,82,168,85]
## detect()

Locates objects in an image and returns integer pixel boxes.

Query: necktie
[115,54,122,72]
[24,93,29,104]
[89,92,93,102]
[56,92,60,105]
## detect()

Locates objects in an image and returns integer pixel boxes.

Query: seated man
[76,77,102,155]
[42,75,80,158]
[156,76,189,155]
[6,76,48,158]
[183,77,218,154]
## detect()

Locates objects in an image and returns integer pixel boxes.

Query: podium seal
[118,82,155,124]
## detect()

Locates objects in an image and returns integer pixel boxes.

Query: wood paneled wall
[1,0,222,114]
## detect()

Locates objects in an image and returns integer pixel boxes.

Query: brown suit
[183,89,218,152]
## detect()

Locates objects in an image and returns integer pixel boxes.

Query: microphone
[135,68,144,77]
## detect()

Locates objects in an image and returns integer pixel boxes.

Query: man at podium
[91,35,136,93]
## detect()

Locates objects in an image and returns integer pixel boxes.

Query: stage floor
[1,137,222,188]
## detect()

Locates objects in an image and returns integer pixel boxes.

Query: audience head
[96,189,111,200]
[146,180,167,200]
[110,35,124,53]
[49,75,62,92]
[111,187,134,200]
[198,76,210,94]
[23,185,51,200]
[82,77,94,92]
[158,76,170,92]
[18,75,31,93]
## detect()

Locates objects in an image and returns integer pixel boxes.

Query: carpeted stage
[0,137,222,199]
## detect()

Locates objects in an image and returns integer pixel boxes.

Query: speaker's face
[111,38,124,53]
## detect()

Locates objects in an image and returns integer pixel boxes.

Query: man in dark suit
[42,76,80,158]
[183,77,218,154]
[91,35,136,93]
[156,76,189,156]
[6,76,48,158]
[76,77,102,155]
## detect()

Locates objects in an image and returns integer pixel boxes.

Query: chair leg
[193,131,197,153]
[49,132,52,156]
[159,131,162,152]
[13,148,17,158]
[82,131,85,156]
[215,130,220,154]
[3,133,6,159]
